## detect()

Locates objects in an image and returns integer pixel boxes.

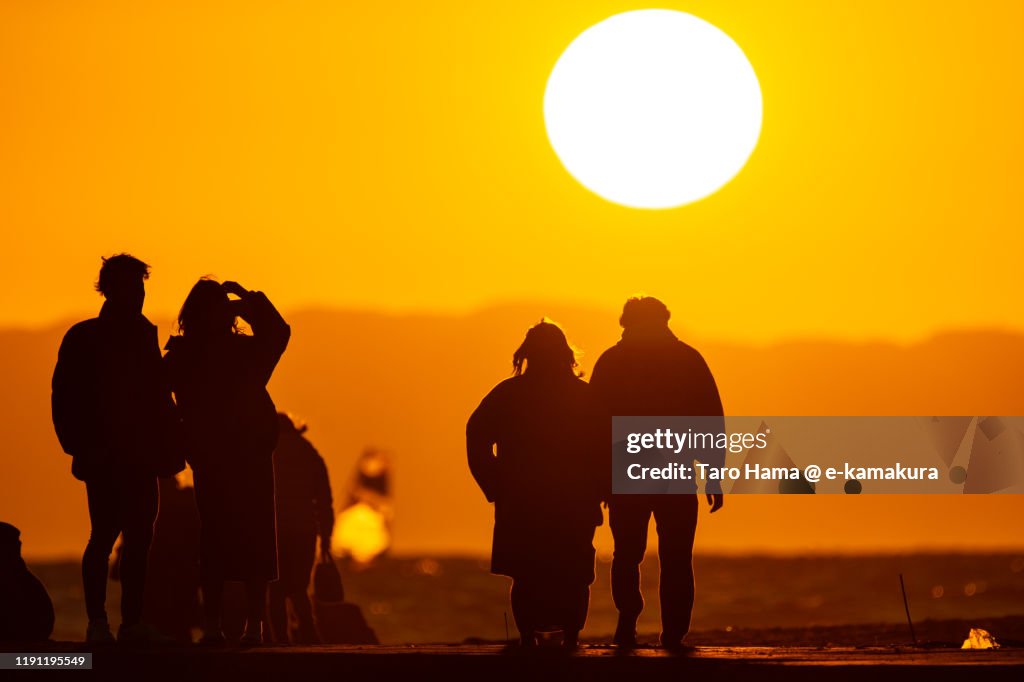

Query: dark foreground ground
[1,642,1022,681]
[32,553,1024,644]
[17,554,1024,679]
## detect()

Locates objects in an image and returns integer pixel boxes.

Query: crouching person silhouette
[0,523,55,642]
[467,321,603,650]
[51,254,182,645]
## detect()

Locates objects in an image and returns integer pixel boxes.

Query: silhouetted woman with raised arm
[466,321,603,650]
[164,279,290,645]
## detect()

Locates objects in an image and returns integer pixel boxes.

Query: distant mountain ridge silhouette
[3,303,1023,559]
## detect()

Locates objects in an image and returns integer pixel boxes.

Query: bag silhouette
[313,553,345,602]
[312,552,378,645]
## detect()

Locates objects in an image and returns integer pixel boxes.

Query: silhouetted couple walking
[52,255,289,645]
[467,297,724,650]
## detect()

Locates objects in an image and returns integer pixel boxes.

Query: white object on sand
[961,628,1000,649]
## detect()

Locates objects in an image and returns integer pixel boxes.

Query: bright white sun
[544,10,763,209]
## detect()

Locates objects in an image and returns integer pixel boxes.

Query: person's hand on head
[222,281,249,299]
[706,493,724,513]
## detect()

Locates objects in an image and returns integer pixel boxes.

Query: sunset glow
[544,10,762,208]
[1,1,1022,565]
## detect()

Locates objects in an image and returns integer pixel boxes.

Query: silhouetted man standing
[590,297,724,650]
[51,254,180,644]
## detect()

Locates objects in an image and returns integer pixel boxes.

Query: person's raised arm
[224,281,290,383]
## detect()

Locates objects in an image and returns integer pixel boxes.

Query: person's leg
[561,583,590,650]
[243,580,268,642]
[609,499,651,644]
[194,469,226,641]
[289,588,318,643]
[266,581,289,643]
[509,579,537,646]
[199,572,224,641]
[117,476,158,628]
[653,495,699,646]
[82,477,120,634]
[282,532,318,643]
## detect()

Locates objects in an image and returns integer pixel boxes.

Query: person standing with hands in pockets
[51,254,182,645]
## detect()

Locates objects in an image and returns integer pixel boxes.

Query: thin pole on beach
[899,573,918,645]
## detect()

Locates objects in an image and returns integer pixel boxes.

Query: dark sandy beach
[30,554,1024,645]
[15,554,1024,679]
[2,641,1022,681]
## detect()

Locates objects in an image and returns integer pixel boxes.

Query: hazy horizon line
[23,547,1024,565]
[3,299,1024,349]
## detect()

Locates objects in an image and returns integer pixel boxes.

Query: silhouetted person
[590,297,725,650]
[269,413,334,644]
[51,254,181,644]
[0,523,54,642]
[332,448,393,563]
[164,279,290,645]
[348,448,391,509]
[467,321,603,650]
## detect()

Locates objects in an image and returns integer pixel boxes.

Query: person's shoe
[86,620,116,644]
[660,637,695,655]
[522,633,538,646]
[613,617,638,649]
[504,632,536,653]
[117,623,173,646]
[240,627,263,647]
[198,630,227,647]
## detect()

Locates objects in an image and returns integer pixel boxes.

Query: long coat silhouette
[468,374,603,582]
[467,322,604,645]
[164,290,290,583]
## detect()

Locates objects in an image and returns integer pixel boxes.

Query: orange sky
[1,0,1022,341]
[1,2,1023,562]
